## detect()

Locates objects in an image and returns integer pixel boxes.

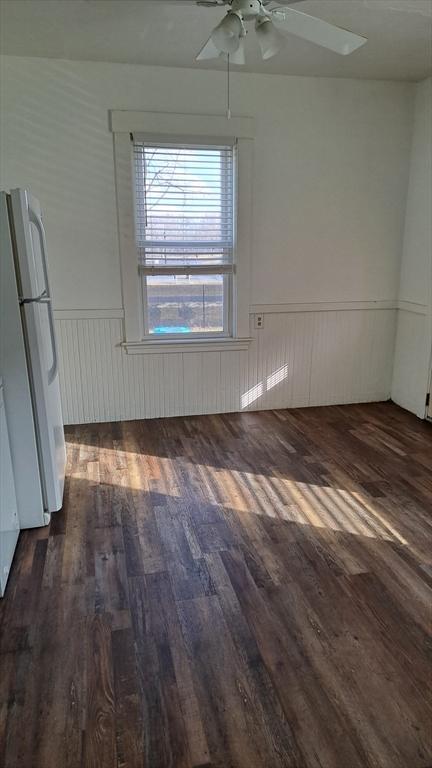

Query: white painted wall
[0,56,415,423]
[392,78,432,418]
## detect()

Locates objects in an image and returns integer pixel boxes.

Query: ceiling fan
[160,0,368,64]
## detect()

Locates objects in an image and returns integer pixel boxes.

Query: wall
[0,56,414,423]
[392,78,432,418]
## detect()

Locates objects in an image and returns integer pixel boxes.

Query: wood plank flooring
[1,401,431,768]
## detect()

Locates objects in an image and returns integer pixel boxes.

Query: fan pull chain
[227,54,231,120]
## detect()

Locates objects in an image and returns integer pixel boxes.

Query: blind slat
[133,141,234,269]
[139,264,234,276]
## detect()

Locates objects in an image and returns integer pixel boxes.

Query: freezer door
[10,189,66,513]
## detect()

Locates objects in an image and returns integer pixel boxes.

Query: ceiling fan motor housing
[231,0,264,21]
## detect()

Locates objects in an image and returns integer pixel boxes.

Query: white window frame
[111,111,254,354]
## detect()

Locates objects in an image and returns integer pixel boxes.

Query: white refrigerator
[0,189,66,592]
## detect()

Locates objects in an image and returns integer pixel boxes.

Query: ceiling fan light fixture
[219,38,246,65]
[255,17,284,60]
[211,10,243,54]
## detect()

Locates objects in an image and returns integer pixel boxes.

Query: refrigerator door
[10,189,66,513]
[0,192,45,530]
[0,382,20,596]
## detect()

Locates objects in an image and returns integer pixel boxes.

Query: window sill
[121,337,252,355]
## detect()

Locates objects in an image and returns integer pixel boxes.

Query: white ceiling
[0,0,431,81]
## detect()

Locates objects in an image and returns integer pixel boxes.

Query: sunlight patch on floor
[67,442,402,543]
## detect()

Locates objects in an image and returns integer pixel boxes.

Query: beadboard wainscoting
[392,304,431,418]
[55,306,396,424]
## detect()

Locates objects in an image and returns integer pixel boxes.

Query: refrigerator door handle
[28,207,52,300]
[44,292,58,385]
[27,209,59,385]
[20,289,48,304]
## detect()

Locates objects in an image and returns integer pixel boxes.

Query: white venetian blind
[133,140,234,271]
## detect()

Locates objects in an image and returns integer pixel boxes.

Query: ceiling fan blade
[271,8,368,55]
[262,1,305,6]
[152,1,229,5]
[196,35,222,60]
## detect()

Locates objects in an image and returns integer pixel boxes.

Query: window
[133,141,235,338]
[111,110,253,351]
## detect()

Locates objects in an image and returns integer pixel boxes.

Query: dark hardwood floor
[1,401,431,768]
